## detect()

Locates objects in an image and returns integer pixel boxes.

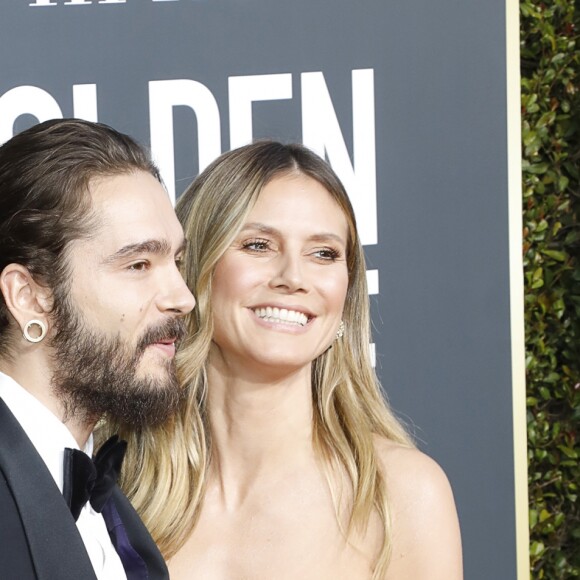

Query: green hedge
[521,0,580,577]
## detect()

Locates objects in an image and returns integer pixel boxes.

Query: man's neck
[0,356,95,448]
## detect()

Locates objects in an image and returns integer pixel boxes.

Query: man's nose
[157,266,196,315]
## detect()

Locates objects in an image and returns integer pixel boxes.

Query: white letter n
[301,69,377,246]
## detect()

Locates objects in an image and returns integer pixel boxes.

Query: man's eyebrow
[102,238,182,264]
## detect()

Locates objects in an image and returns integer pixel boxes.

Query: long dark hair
[0,118,159,355]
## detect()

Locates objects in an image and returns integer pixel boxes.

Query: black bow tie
[63,435,128,522]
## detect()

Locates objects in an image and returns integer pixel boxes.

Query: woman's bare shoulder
[373,436,463,579]
[374,436,451,496]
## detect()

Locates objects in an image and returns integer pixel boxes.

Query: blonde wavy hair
[105,141,413,578]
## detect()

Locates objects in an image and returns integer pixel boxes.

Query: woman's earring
[23,319,47,343]
[335,320,345,340]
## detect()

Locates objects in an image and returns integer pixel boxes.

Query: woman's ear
[0,264,52,337]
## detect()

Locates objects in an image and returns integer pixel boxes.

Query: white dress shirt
[0,370,127,580]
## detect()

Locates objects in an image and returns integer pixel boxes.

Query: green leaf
[536,112,556,128]
[530,508,539,528]
[557,445,577,459]
[540,249,567,262]
[558,175,569,192]
[531,541,545,557]
[525,162,550,175]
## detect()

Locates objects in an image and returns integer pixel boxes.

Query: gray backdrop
[1,1,519,577]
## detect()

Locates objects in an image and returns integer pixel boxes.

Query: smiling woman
[209,173,349,375]
[113,141,463,579]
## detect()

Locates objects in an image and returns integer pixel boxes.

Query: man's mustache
[136,317,187,355]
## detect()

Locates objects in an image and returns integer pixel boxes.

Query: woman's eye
[242,238,271,252]
[314,248,341,261]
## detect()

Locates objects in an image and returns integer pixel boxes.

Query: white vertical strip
[72,84,98,122]
[506,1,530,577]
[366,269,379,295]
[367,269,378,366]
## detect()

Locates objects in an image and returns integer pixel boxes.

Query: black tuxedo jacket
[0,398,169,580]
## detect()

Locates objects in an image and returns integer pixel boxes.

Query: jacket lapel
[0,399,97,580]
[110,487,169,580]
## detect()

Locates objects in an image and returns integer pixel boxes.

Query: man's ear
[0,264,52,336]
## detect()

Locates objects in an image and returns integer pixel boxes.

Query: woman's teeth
[253,307,308,326]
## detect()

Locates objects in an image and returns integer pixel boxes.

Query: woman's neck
[206,358,317,505]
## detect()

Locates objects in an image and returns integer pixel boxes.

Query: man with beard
[0,119,196,579]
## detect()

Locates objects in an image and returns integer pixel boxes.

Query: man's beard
[50,294,186,428]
